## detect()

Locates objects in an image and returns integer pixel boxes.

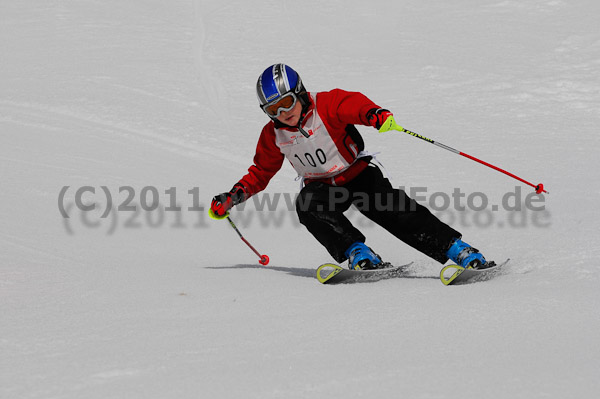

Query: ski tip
[316,263,344,284]
[440,264,464,285]
[440,258,510,285]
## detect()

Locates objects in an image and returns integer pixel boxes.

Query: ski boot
[446,238,491,270]
[345,242,383,270]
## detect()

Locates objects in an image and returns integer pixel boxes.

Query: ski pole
[209,209,270,265]
[226,215,270,265]
[379,117,548,194]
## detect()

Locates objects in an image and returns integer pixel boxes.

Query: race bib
[274,96,352,179]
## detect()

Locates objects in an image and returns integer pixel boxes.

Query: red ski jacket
[238,89,380,196]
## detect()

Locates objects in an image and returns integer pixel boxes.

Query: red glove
[366,108,393,130]
[210,183,248,217]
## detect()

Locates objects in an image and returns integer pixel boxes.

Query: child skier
[210,63,490,270]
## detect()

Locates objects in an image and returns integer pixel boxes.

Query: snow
[1,0,599,398]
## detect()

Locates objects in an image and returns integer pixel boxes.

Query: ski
[316,262,413,284]
[440,258,510,285]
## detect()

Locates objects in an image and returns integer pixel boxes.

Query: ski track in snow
[2,1,600,398]
[0,100,240,165]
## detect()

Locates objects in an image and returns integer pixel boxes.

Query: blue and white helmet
[256,64,308,118]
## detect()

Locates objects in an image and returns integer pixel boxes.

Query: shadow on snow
[207,264,440,281]
[207,264,316,279]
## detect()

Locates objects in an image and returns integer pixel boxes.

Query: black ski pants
[296,163,461,263]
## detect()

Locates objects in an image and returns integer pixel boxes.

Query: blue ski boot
[345,242,383,270]
[446,239,490,269]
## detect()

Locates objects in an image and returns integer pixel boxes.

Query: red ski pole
[209,209,270,265]
[380,117,549,194]
[226,215,270,265]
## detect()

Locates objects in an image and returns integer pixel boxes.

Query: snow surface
[2,1,599,398]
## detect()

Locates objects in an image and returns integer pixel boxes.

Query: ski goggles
[261,92,297,118]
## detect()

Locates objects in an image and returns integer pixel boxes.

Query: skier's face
[275,100,302,126]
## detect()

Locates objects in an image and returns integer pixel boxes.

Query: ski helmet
[256,64,309,118]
